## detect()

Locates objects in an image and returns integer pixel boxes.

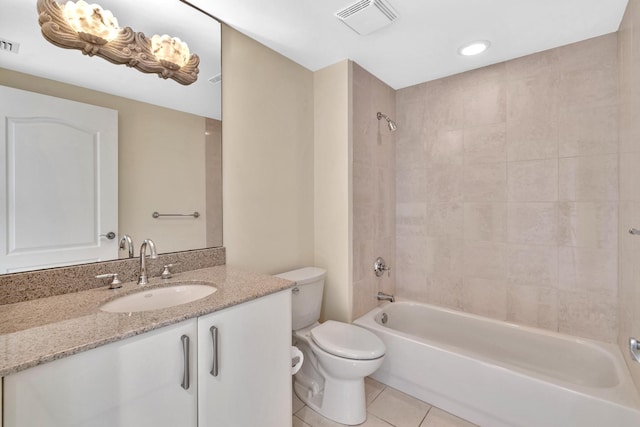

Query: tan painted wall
[618,0,640,390]
[221,25,315,275]
[0,68,209,256]
[314,61,353,323]
[205,118,223,248]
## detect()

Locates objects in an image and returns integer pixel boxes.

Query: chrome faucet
[377,291,395,303]
[137,239,158,285]
[119,234,134,258]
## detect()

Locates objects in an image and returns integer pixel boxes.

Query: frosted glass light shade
[63,0,120,43]
[151,35,191,69]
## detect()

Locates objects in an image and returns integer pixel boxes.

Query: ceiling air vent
[335,0,398,36]
[0,38,20,54]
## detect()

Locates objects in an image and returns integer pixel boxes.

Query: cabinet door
[198,290,292,427]
[4,319,197,427]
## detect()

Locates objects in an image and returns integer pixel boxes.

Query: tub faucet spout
[377,291,395,303]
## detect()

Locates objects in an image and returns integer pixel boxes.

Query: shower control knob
[374,257,391,277]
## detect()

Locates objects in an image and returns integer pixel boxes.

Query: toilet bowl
[276,267,385,425]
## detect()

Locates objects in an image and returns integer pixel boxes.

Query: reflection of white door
[0,86,118,273]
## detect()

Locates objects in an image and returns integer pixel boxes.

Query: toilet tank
[275,267,327,330]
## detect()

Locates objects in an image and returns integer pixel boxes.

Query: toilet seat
[310,320,385,360]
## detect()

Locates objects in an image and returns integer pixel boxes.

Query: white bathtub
[354,300,640,427]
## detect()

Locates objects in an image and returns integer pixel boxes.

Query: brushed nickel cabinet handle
[210,326,219,377]
[181,335,190,390]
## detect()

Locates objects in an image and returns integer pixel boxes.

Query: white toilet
[276,267,385,425]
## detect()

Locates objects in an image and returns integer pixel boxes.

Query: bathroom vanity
[0,265,293,427]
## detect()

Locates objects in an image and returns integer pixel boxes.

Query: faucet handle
[374,257,392,277]
[96,273,122,289]
[161,263,178,279]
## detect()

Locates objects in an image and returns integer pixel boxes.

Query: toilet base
[294,374,367,425]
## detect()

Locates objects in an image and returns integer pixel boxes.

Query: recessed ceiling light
[458,40,490,56]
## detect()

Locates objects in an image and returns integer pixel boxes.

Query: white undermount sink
[100,283,217,313]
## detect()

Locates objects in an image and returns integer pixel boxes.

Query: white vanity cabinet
[3,318,198,427]
[198,290,292,427]
[3,289,292,427]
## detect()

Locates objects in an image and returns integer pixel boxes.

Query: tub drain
[381,313,388,324]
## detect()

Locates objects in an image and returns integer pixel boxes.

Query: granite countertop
[0,265,293,377]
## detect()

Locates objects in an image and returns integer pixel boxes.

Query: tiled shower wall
[395,34,619,342]
[352,62,396,319]
[618,0,640,388]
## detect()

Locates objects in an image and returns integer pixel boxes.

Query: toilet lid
[310,320,385,360]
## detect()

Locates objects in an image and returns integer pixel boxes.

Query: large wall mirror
[0,0,222,274]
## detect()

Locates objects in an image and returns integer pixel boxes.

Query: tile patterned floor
[292,378,479,427]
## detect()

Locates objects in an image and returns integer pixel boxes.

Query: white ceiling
[1,0,629,116]
[1,0,221,119]
[191,0,629,90]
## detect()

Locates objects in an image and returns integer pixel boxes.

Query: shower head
[377,112,397,132]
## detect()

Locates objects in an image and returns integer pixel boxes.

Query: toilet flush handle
[292,287,300,295]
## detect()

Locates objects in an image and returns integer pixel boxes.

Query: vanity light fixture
[63,0,120,43]
[37,0,200,85]
[458,40,490,56]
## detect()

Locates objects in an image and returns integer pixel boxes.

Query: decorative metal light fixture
[37,0,200,85]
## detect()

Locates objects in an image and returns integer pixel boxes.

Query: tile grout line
[419,405,434,426]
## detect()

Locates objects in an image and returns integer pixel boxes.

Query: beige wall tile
[507,244,558,288]
[559,154,618,201]
[462,162,507,202]
[463,202,507,242]
[463,83,507,127]
[558,105,619,157]
[559,67,618,111]
[506,49,559,81]
[426,163,464,202]
[426,238,464,279]
[507,285,558,331]
[463,124,507,164]
[619,151,640,202]
[354,162,375,207]
[427,276,464,310]
[557,33,618,74]
[353,277,378,319]
[463,277,508,320]
[558,246,618,296]
[507,203,558,245]
[506,75,559,161]
[558,202,617,249]
[426,130,464,165]
[354,238,375,283]
[396,132,426,170]
[507,159,558,202]
[463,241,507,280]
[558,290,618,342]
[394,33,620,344]
[426,201,464,238]
[424,80,464,131]
[396,235,427,297]
[397,166,427,203]
[396,203,426,238]
[354,203,375,243]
